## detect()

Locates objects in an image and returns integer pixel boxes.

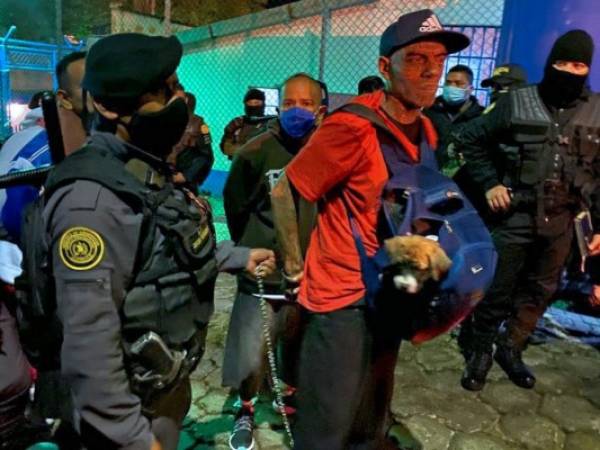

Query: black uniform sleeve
[451,95,512,193]
[215,240,250,273]
[223,150,260,243]
[176,119,214,186]
[220,117,245,158]
[48,181,152,450]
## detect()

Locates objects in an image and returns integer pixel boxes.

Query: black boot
[494,344,536,389]
[461,351,493,391]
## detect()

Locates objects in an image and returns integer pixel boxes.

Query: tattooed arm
[271,172,304,281]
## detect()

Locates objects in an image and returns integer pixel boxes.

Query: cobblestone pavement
[178,274,600,450]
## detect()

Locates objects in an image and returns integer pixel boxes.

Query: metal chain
[255,265,295,447]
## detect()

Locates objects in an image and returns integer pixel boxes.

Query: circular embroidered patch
[200,124,210,135]
[59,227,105,271]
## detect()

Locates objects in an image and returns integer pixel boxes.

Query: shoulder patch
[59,227,105,270]
[200,124,210,135]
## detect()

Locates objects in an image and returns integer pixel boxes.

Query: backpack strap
[335,103,438,172]
[335,103,406,175]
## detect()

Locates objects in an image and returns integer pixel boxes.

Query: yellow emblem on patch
[200,124,210,135]
[59,227,105,271]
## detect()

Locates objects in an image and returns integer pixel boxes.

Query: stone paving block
[416,341,464,372]
[532,367,584,395]
[425,369,474,396]
[449,432,517,450]
[500,414,565,450]
[204,365,225,389]
[541,340,578,356]
[402,415,454,450]
[486,363,508,382]
[190,378,209,400]
[397,343,419,362]
[433,391,500,433]
[255,429,288,450]
[196,390,230,415]
[394,361,428,387]
[560,355,600,380]
[522,345,556,367]
[581,380,600,407]
[391,386,450,419]
[564,431,600,450]
[540,394,600,433]
[480,380,541,414]
[190,359,217,381]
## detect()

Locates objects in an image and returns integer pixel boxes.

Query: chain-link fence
[173,0,504,189]
[1,0,505,173]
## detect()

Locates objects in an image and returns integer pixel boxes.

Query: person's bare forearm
[271,173,304,276]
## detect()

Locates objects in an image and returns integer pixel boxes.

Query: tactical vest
[507,86,600,206]
[17,144,218,373]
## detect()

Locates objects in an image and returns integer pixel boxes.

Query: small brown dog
[383,235,452,293]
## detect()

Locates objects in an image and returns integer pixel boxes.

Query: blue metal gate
[0,26,82,140]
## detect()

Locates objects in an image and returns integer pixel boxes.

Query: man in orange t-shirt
[271,9,470,450]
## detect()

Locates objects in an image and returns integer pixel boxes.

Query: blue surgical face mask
[279,107,316,139]
[442,85,469,105]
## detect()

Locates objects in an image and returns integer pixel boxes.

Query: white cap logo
[419,15,443,33]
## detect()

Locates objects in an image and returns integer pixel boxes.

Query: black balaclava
[244,88,266,118]
[539,29,594,108]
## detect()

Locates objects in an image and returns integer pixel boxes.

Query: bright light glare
[8,102,29,131]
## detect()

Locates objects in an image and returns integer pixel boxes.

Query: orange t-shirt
[286,91,438,312]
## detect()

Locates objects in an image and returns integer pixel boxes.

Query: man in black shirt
[425,64,483,172]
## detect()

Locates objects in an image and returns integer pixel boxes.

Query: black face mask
[540,66,587,108]
[127,97,189,158]
[244,105,265,118]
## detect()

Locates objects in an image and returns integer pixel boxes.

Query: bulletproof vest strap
[510,86,552,141]
[43,145,148,211]
[125,158,166,190]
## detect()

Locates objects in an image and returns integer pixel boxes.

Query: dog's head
[382,235,452,293]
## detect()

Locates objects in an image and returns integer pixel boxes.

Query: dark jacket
[425,95,484,169]
[168,114,214,186]
[223,120,315,294]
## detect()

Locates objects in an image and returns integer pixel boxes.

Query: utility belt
[128,327,207,400]
[509,180,579,216]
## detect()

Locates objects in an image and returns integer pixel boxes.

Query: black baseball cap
[380,9,470,57]
[83,33,182,99]
[481,63,528,88]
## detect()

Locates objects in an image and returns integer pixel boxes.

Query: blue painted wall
[497,0,600,88]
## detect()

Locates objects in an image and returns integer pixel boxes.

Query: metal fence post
[318,6,331,82]
[55,0,63,45]
[0,26,16,140]
[164,0,172,36]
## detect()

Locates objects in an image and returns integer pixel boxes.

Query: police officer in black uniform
[220,89,270,159]
[456,30,600,391]
[451,64,528,223]
[169,91,214,188]
[18,33,275,450]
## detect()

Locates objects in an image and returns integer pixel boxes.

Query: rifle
[0,91,64,190]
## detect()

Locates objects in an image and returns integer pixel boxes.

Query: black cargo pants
[460,211,573,352]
